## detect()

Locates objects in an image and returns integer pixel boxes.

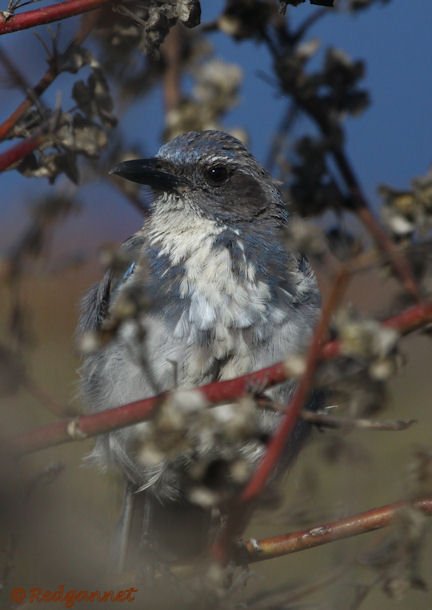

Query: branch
[14,360,291,454]
[301,410,416,431]
[330,148,421,302]
[313,110,419,302]
[237,497,432,564]
[0,44,33,92]
[0,133,43,171]
[162,24,182,114]
[212,268,351,563]
[244,270,349,502]
[292,7,329,42]
[13,299,432,454]
[0,0,112,36]
[0,9,100,140]
[262,27,421,301]
[321,299,432,360]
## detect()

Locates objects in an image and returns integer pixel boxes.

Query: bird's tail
[114,484,214,573]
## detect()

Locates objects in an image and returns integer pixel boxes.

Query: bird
[78,130,321,568]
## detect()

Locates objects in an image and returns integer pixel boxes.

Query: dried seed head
[188,486,220,508]
[168,389,209,414]
[284,354,307,377]
[369,357,396,381]
[229,458,251,484]
[336,310,399,361]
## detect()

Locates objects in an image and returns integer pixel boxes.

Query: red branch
[0,0,112,36]
[0,10,100,141]
[13,300,432,455]
[238,497,432,563]
[243,271,349,503]
[321,299,432,360]
[0,134,42,171]
[14,361,291,454]
[355,205,420,301]
[212,269,351,563]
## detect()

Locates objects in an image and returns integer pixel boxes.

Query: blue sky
[1,0,431,255]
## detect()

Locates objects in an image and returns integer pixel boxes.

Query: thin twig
[12,299,432,454]
[0,44,33,92]
[212,267,351,563]
[0,9,100,140]
[236,497,432,563]
[331,147,421,301]
[0,0,112,36]
[324,127,419,303]
[301,410,416,431]
[22,375,75,417]
[243,269,350,503]
[265,102,298,173]
[161,24,182,114]
[262,25,421,301]
[292,6,329,43]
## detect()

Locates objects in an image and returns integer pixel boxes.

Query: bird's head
[110,130,288,228]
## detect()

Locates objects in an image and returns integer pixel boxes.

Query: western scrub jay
[78,130,320,566]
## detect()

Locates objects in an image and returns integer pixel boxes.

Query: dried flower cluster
[110,0,201,55]
[380,169,432,240]
[218,0,275,40]
[7,46,115,183]
[135,391,262,507]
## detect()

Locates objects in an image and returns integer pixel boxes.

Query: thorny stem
[0,0,112,36]
[212,267,351,563]
[237,497,432,563]
[0,9,100,141]
[13,299,432,454]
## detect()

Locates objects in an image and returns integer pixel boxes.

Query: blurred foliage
[380,169,432,240]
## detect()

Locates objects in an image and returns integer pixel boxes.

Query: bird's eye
[204,164,230,186]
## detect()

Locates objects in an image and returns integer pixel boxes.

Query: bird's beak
[109,158,188,191]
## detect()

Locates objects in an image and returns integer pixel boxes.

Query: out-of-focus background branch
[1,1,432,609]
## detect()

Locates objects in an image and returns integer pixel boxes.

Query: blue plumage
[78,130,321,564]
